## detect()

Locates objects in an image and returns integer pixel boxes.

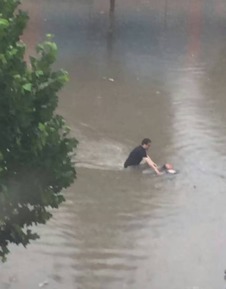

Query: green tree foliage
[0,0,77,261]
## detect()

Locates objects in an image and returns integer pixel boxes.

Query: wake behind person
[124,138,162,175]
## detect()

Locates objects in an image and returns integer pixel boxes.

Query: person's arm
[143,156,162,175]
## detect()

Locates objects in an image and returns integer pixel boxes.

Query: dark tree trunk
[110,0,115,13]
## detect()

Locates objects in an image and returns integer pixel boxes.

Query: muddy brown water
[1,1,226,288]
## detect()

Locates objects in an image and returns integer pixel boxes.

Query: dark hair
[141,138,151,145]
[162,164,167,170]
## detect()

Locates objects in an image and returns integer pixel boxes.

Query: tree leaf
[22,83,32,91]
[0,19,9,28]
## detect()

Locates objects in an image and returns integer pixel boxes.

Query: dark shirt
[124,145,147,168]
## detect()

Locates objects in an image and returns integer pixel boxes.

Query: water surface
[1,1,226,288]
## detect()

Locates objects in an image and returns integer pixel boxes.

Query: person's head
[141,138,151,149]
[164,163,173,170]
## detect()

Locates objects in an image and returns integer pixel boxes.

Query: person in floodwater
[124,138,163,175]
[160,163,176,174]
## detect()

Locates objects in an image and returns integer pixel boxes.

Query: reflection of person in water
[124,138,163,175]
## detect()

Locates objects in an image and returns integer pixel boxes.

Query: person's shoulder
[133,145,146,155]
[137,145,145,151]
[136,145,143,149]
[133,145,143,152]
[139,145,147,156]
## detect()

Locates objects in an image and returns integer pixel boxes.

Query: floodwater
[1,0,226,288]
